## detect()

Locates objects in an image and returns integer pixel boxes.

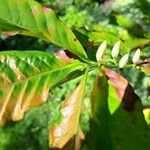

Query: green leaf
[88,68,150,150]
[136,0,150,17]
[89,31,129,54]
[112,14,145,37]
[125,38,150,50]
[115,15,134,29]
[50,71,87,149]
[141,66,150,76]
[73,29,89,48]
[0,51,86,125]
[0,0,87,59]
[143,108,150,126]
[91,25,150,51]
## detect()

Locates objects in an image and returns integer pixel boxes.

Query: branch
[137,59,150,66]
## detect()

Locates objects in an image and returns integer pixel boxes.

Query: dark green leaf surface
[88,68,150,150]
[89,69,111,150]
[0,0,87,59]
[0,51,85,125]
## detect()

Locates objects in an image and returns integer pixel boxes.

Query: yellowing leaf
[0,51,85,125]
[50,73,87,149]
[143,108,150,126]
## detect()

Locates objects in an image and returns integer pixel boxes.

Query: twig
[136,59,150,66]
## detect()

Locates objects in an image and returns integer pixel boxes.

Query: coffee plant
[0,0,150,149]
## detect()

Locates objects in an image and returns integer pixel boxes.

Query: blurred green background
[0,0,149,150]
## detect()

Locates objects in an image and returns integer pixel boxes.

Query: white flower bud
[111,41,120,58]
[119,53,129,68]
[132,48,141,64]
[96,41,107,62]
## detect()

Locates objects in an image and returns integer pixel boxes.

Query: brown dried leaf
[50,74,87,149]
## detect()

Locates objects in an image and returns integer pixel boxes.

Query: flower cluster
[96,41,141,68]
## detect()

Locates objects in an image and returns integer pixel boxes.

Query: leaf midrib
[0,17,31,32]
[0,61,84,89]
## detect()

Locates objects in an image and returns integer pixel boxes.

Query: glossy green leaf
[0,0,87,59]
[88,68,150,150]
[0,51,86,125]
[50,71,87,149]
[73,29,89,48]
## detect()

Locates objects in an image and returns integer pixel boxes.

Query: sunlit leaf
[0,0,87,59]
[88,68,150,150]
[125,38,150,50]
[89,29,150,52]
[0,51,86,125]
[89,31,129,54]
[143,108,150,126]
[115,15,134,28]
[50,72,87,149]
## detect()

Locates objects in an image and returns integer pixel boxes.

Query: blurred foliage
[0,35,49,51]
[0,0,150,149]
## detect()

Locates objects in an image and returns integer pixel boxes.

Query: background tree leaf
[0,0,87,60]
[141,66,150,76]
[88,31,129,54]
[90,25,150,51]
[50,71,87,149]
[0,51,86,125]
[88,68,150,150]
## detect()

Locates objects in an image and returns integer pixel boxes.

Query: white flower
[119,53,129,68]
[111,41,120,58]
[132,48,141,64]
[96,41,107,62]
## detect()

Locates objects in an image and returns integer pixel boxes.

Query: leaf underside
[0,0,87,59]
[0,51,85,125]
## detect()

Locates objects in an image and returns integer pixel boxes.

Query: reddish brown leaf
[105,68,138,111]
